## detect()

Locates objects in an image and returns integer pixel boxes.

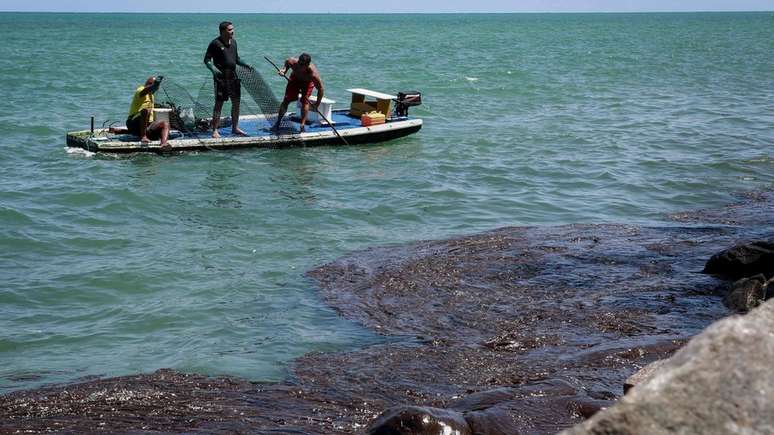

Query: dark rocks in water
[703,240,774,279]
[367,406,472,435]
[723,274,772,312]
[704,236,774,312]
[0,369,261,433]
[561,298,774,435]
[365,404,516,435]
[447,387,519,412]
[2,191,773,434]
[462,407,518,435]
[366,382,608,435]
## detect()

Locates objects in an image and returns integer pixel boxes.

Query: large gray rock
[560,298,774,435]
[623,359,669,395]
[703,240,774,280]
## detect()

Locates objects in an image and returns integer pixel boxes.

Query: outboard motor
[394,91,422,117]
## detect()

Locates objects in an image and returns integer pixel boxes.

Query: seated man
[272,53,324,133]
[126,76,170,149]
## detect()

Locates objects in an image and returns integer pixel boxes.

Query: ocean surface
[1,12,772,393]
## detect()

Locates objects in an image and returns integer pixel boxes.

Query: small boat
[66,88,422,153]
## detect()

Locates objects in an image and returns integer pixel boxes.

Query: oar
[264,56,349,146]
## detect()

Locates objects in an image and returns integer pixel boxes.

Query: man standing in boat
[272,53,324,133]
[126,75,170,149]
[204,21,252,138]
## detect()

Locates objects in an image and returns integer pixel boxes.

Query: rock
[449,388,518,435]
[703,240,774,279]
[463,407,516,435]
[623,359,669,394]
[560,298,774,435]
[367,406,472,435]
[448,387,517,412]
[723,274,767,312]
[566,398,608,420]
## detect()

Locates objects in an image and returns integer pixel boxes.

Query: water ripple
[1,12,773,392]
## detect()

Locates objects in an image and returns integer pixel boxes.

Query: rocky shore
[1,191,772,434]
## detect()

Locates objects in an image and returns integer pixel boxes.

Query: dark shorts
[126,111,160,139]
[214,71,241,102]
[283,79,314,104]
[126,113,144,136]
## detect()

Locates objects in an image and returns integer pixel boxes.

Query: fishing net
[235,64,294,132]
[156,78,208,134]
[154,65,294,141]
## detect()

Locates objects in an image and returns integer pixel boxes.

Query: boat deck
[67,110,422,153]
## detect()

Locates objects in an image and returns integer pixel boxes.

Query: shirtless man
[272,53,324,133]
[204,21,253,138]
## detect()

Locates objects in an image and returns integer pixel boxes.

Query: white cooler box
[153,108,172,124]
[297,95,335,124]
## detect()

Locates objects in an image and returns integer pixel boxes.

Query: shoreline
[2,190,772,433]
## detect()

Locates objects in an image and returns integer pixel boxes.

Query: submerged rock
[2,191,773,434]
[561,298,774,435]
[703,240,774,279]
[723,274,770,312]
[367,406,472,435]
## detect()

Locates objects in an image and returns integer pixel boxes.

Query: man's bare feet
[141,136,150,144]
[232,127,248,136]
[212,130,221,139]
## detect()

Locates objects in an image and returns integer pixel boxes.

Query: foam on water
[65,146,95,158]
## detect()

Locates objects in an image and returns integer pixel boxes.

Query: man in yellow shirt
[127,76,170,148]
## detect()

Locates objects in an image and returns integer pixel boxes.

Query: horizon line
[1,10,773,14]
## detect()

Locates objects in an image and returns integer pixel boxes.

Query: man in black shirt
[204,21,252,138]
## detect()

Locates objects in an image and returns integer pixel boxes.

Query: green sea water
[1,12,772,393]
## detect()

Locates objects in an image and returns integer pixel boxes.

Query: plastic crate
[361,112,386,126]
